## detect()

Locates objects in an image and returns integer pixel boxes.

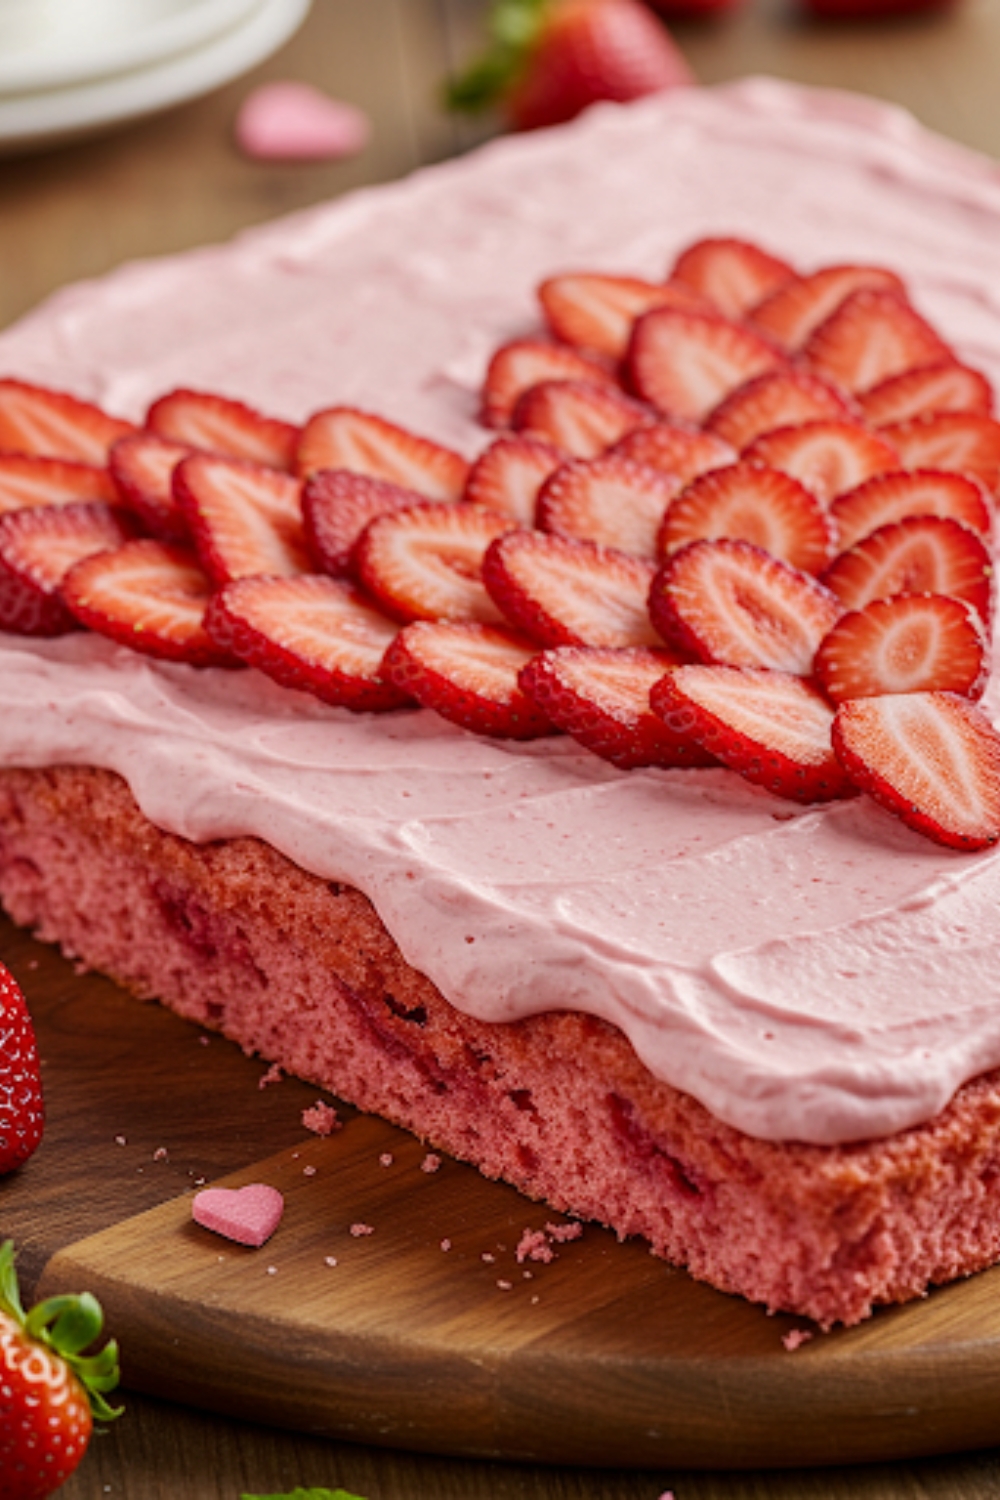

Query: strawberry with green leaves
[0,1240,121,1500]
[445,0,694,133]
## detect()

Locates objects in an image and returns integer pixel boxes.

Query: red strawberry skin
[503,0,694,132]
[0,964,43,1175]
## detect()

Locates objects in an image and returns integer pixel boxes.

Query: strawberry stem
[445,0,548,113]
[0,1240,123,1422]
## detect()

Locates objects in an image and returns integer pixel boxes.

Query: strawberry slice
[649,538,842,673]
[802,288,953,395]
[747,264,907,352]
[857,360,994,427]
[173,454,310,587]
[611,421,736,484]
[204,574,409,712]
[479,339,617,430]
[483,529,660,648]
[511,379,651,458]
[295,406,469,500]
[462,434,564,524]
[742,419,900,504]
[0,501,137,636]
[538,273,710,360]
[821,515,995,626]
[628,307,787,424]
[878,412,1000,492]
[355,501,514,623]
[518,644,714,769]
[146,388,299,471]
[704,369,857,450]
[302,468,427,576]
[667,239,796,321]
[382,621,552,739]
[649,664,854,803]
[0,453,116,515]
[109,431,193,540]
[536,454,681,557]
[814,594,989,703]
[62,538,228,666]
[832,691,1000,850]
[0,378,135,465]
[829,469,993,554]
[657,462,834,575]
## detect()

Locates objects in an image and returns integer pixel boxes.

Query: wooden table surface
[5,1,1000,1496]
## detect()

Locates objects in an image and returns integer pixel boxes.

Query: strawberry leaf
[445,0,546,112]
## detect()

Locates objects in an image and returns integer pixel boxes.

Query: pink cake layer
[5,764,1000,1329]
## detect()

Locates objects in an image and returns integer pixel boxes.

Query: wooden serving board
[5,912,1000,1470]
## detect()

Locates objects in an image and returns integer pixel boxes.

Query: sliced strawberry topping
[657,462,834,575]
[536,454,681,557]
[650,664,853,803]
[802,288,953,395]
[62,538,228,666]
[109,431,193,540]
[0,453,116,515]
[512,378,651,458]
[483,529,660,648]
[479,340,617,430]
[204,574,409,712]
[667,238,796,321]
[0,378,135,465]
[747,264,906,352]
[146,388,299,471]
[173,454,310,587]
[742,419,900,504]
[879,412,1000,492]
[295,406,469,500]
[628,307,786,423]
[610,421,736,484]
[829,469,993,554]
[704,369,857,450]
[518,644,714,769]
[0,501,136,636]
[302,468,426,576]
[814,594,989,704]
[538,272,710,360]
[382,621,552,739]
[821,515,994,626]
[462,434,564,524]
[354,501,513,624]
[857,360,994,427]
[832,691,1000,850]
[649,538,842,673]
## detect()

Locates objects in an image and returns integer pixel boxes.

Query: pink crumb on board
[235,81,370,162]
[302,1100,340,1135]
[191,1183,285,1247]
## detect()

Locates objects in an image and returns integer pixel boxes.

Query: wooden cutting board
[5,911,1000,1470]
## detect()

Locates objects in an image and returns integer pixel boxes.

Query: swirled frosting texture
[3,78,1000,1144]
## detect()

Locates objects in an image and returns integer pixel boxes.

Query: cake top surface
[3,76,1000,1146]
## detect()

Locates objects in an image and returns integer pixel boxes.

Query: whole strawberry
[446,0,694,132]
[0,964,43,1174]
[0,1241,121,1499]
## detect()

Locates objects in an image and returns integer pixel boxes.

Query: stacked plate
[0,0,312,153]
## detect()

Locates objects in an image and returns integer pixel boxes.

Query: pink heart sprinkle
[192,1183,285,1247]
[235,81,370,162]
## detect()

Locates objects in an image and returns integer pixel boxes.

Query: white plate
[0,0,311,153]
[0,0,265,95]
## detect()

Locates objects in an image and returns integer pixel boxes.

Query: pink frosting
[3,78,1000,1145]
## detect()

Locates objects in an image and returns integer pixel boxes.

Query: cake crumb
[266,1265,277,1275]
[153,1147,168,1162]
[258,1062,283,1088]
[516,1228,555,1264]
[782,1328,814,1352]
[350,1222,375,1237]
[545,1220,583,1243]
[324,1255,338,1268]
[497,1279,513,1291]
[481,1252,496,1264]
[421,1152,442,1173]
[303,1165,317,1177]
[440,1238,452,1252]
[302,1100,341,1136]
[379,1152,394,1167]
[199,1035,210,1046]
[114,1135,127,1147]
